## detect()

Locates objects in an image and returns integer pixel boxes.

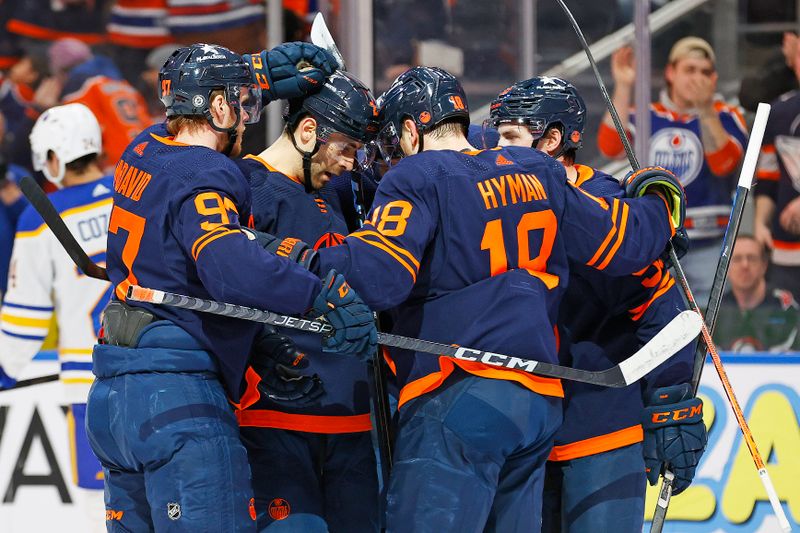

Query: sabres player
[0,103,112,530]
[266,66,689,532]
[487,77,705,532]
[85,43,376,532]
[234,71,382,532]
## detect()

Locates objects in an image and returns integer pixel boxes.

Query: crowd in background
[0,0,797,354]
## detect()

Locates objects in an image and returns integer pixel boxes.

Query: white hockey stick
[126,285,702,387]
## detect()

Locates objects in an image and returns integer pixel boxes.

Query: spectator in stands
[1,49,47,172]
[754,34,800,299]
[598,37,748,304]
[41,38,149,169]
[739,32,798,113]
[5,0,107,53]
[0,113,30,299]
[715,235,800,353]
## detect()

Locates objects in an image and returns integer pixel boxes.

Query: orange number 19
[480,210,559,289]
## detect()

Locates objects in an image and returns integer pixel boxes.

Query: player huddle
[1,39,707,533]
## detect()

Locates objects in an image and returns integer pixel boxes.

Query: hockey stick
[18,176,109,281]
[310,12,395,494]
[18,163,698,386]
[551,2,790,530]
[0,373,60,392]
[650,104,789,532]
[126,284,701,387]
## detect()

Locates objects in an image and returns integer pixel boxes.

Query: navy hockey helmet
[159,43,262,130]
[376,66,469,161]
[285,70,380,145]
[284,70,381,192]
[487,76,586,153]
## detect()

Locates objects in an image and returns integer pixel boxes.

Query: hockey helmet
[158,43,262,127]
[29,103,102,187]
[487,76,586,152]
[376,66,469,161]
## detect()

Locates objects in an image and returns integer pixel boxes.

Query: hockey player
[85,43,376,532]
[235,70,381,532]
[488,77,704,532]
[270,66,687,532]
[0,103,112,530]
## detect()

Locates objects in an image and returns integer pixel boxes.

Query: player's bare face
[497,124,536,148]
[311,132,363,189]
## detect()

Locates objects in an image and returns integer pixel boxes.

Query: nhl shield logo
[167,502,181,520]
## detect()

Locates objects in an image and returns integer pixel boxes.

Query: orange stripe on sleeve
[587,200,619,267]
[192,228,241,261]
[628,273,675,321]
[350,234,418,282]
[596,202,630,270]
[706,137,744,176]
[350,230,421,270]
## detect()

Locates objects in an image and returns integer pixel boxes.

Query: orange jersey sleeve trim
[548,424,644,462]
[7,20,106,45]
[597,122,628,158]
[596,202,630,270]
[351,229,420,270]
[587,199,621,268]
[350,232,418,282]
[705,137,744,176]
[397,357,564,410]
[192,227,241,260]
[236,410,373,434]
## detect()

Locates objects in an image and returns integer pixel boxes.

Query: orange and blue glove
[643,384,707,495]
[250,326,323,406]
[308,270,377,361]
[245,42,337,105]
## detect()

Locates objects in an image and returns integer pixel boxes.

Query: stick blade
[619,310,702,385]
[310,12,346,70]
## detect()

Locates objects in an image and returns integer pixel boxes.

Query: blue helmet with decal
[158,43,262,128]
[488,76,586,152]
[284,70,380,145]
[376,66,469,161]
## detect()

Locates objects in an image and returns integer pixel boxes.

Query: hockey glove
[308,270,377,361]
[244,42,337,105]
[243,229,319,272]
[622,166,686,232]
[251,326,324,406]
[0,365,16,389]
[643,384,707,495]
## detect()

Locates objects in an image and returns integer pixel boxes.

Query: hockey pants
[241,428,379,532]
[386,373,562,533]
[86,321,256,532]
[541,442,646,533]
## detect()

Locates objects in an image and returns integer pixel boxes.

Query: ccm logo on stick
[452,347,538,372]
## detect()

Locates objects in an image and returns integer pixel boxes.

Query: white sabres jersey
[0,177,113,403]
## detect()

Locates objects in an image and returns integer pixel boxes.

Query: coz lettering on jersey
[477,173,548,210]
[78,213,109,242]
[113,160,152,201]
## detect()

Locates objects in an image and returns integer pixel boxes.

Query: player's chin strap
[289,131,320,193]
[204,106,241,157]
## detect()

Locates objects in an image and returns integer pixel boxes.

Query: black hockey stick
[0,373,60,392]
[127,284,702,387]
[19,176,109,281]
[552,2,789,529]
[650,104,786,531]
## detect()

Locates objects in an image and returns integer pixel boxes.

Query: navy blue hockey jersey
[549,165,694,461]
[105,124,321,400]
[233,154,372,433]
[317,146,676,408]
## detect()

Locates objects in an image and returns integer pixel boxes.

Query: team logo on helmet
[570,130,581,144]
[419,111,431,123]
[249,498,257,521]
[192,95,205,107]
[167,503,181,520]
[268,498,291,521]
